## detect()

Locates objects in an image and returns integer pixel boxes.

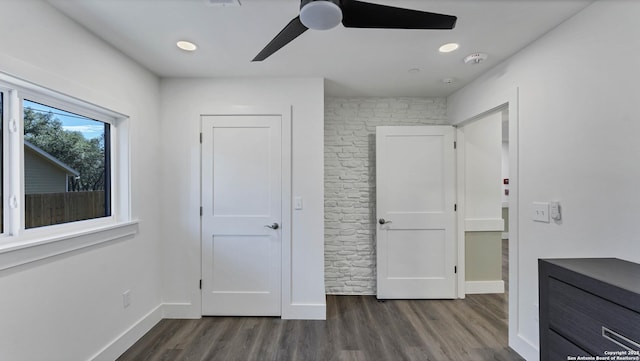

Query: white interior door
[376,126,457,299]
[201,115,281,316]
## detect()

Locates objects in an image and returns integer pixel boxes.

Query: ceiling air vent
[205,0,241,7]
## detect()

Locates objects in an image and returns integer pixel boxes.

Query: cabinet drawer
[548,278,640,354]
[548,329,591,360]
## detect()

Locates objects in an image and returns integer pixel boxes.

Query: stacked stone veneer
[324,97,447,294]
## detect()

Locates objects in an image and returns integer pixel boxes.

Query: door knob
[265,223,279,230]
[378,218,392,225]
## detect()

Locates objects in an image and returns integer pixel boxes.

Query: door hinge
[199,279,202,289]
[454,266,457,274]
[200,133,203,143]
[200,207,203,216]
[454,141,457,149]
[454,204,457,212]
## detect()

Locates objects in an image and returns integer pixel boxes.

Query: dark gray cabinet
[539,258,640,360]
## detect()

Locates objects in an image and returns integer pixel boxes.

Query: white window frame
[0,73,137,271]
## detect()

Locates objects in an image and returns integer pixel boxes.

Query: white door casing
[201,114,282,316]
[376,126,457,299]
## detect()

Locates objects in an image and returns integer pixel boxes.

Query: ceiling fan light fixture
[253,0,456,61]
[300,0,343,31]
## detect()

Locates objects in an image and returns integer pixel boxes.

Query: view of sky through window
[23,100,104,140]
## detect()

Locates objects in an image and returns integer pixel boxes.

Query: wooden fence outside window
[25,191,106,229]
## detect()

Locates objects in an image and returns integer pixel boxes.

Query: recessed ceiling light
[177,40,198,52]
[439,43,459,53]
[205,0,241,6]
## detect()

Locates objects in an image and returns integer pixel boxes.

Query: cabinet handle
[602,326,640,351]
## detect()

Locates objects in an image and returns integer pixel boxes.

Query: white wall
[0,2,162,361]
[448,1,640,359]
[461,111,503,226]
[159,78,326,319]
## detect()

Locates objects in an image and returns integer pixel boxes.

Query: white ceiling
[48,0,593,97]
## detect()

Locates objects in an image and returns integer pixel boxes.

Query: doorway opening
[454,96,519,356]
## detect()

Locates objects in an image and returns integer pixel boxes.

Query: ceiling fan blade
[341,0,457,30]
[252,16,309,62]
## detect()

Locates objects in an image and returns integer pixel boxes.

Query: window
[0,73,136,271]
[23,100,111,228]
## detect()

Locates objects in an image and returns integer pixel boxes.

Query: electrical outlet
[533,202,550,223]
[123,290,131,308]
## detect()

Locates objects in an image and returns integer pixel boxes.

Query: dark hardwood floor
[118,240,521,361]
[117,294,521,361]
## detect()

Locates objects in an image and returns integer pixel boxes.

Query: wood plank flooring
[117,293,522,361]
[118,240,521,361]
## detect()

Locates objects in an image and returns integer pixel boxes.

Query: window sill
[0,220,139,271]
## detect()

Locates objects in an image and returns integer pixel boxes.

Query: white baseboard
[162,301,327,320]
[90,301,326,361]
[282,303,327,320]
[162,302,200,319]
[464,218,504,232]
[90,305,163,361]
[465,280,505,294]
[511,333,539,361]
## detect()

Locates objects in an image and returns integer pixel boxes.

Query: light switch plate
[533,202,550,223]
[550,201,561,221]
[294,196,303,210]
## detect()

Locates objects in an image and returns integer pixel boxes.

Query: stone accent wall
[324,97,447,294]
